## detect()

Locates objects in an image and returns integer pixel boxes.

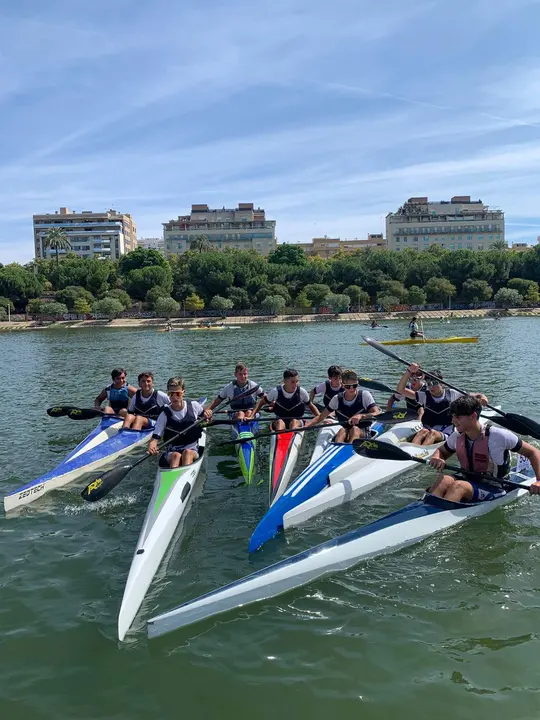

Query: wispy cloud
[1,0,540,262]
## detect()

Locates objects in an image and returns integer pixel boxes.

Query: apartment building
[296,234,385,259]
[162,203,276,257]
[33,207,137,261]
[386,196,504,251]
[137,237,165,253]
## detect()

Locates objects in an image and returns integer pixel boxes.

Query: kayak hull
[269,430,304,505]
[232,420,259,484]
[4,417,152,512]
[361,337,478,346]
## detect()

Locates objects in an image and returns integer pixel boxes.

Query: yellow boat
[361,336,478,346]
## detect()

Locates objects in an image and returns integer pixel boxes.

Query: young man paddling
[305,369,381,442]
[428,396,540,501]
[94,368,137,418]
[148,378,212,467]
[396,363,488,445]
[252,369,318,430]
[123,372,170,430]
[309,365,343,409]
[208,363,264,420]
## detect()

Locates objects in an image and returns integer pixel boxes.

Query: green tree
[494,288,522,308]
[325,293,351,313]
[507,278,538,297]
[39,301,69,319]
[524,286,540,304]
[184,293,205,312]
[154,296,180,318]
[55,285,95,311]
[93,297,124,320]
[209,295,234,313]
[424,277,457,304]
[0,296,15,311]
[303,283,332,306]
[227,287,250,310]
[0,307,7,322]
[104,288,132,309]
[343,285,363,305]
[190,234,212,253]
[27,299,43,315]
[73,297,92,315]
[268,244,308,266]
[460,279,493,303]
[379,279,408,302]
[294,290,312,308]
[145,286,170,308]
[377,295,400,311]
[490,239,508,250]
[0,264,44,308]
[124,265,173,300]
[407,285,427,306]
[118,247,168,274]
[261,295,286,315]
[42,228,71,265]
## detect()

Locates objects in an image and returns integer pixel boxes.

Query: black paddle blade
[352,438,419,462]
[81,464,133,502]
[358,378,394,393]
[47,405,78,417]
[67,408,104,420]
[376,409,419,424]
[493,412,540,440]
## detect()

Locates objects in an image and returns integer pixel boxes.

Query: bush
[325,293,351,313]
[184,293,205,312]
[38,301,68,319]
[93,297,124,320]
[55,285,94,310]
[494,288,522,308]
[260,295,286,315]
[73,298,92,315]
[154,296,180,318]
[105,288,132,310]
[209,295,234,312]
[0,307,7,321]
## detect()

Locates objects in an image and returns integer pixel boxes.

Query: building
[296,234,385,259]
[163,203,276,257]
[137,237,165,253]
[33,207,137,261]
[385,196,504,252]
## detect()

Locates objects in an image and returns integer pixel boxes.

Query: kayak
[232,419,259,484]
[190,326,225,332]
[117,432,207,641]
[269,430,305,505]
[4,417,152,512]
[361,337,478,346]
[249,419,417,553]
[147,461,534,638]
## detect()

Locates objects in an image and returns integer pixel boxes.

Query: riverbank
[1,306,538,331]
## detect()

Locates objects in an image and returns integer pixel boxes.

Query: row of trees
[2,242,540,318]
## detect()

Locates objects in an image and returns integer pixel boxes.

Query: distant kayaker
[306,369,381,442]
[148,377,212,467]
[409,317,424,339]
[94,368,137,417]
[396,362,488,445]
[252,368,319,431]
[428,395,540,500]
[370,320,379,329]
[208,363,264,420]
[309,364,343,409]
[122,371,170,431]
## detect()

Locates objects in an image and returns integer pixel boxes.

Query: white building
[137,237,165,253]
[33,207,137,261]
[163,203,276,257]
[386,196,504,251]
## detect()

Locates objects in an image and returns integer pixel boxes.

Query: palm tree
[490,239,508,251]
[190,234,212,253]
[43,228,71,265]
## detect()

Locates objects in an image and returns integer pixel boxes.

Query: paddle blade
[358,378,394,393]
[352,438,419,462]
[47,405,78,417]
[375,409,419,425]
[81,464,133,502]
[493,412,540,440]
[67,408,104,420]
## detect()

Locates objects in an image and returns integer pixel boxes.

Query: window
[423,236,428,242]
[396,238,400,243]
[478,235,483,240]
[467,234,472,241]
[450,244,455,250]
[458,243,462,249]
[477,245,483,250]
[467,243,473,249]
[488,235,493,241]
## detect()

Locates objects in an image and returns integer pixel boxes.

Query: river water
[1,318,540,719]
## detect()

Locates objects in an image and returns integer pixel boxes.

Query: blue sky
[1,0,540,263]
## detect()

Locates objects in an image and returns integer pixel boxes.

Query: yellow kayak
[361,336,478,346]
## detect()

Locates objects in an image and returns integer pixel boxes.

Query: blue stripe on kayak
[249,444,354,552]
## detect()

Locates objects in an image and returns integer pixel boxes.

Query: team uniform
[311,380,342,409]
[127,389,169,427]
[152,400,206,460]
[106,383,130,413]
[444,425,522,502]
[392,382,425,411]
[415,388,462,438]
[409,321,420,338]
[266,385,310,426]
[217,380,264,417]
[327,389,377,423]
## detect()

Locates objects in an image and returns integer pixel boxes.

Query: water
[2,318,540,719]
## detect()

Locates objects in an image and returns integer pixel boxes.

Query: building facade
[33,207,137,261]
[296,234,385,259]
[137,237,165,253]
[386,196,504,252]
[163,203,276,257]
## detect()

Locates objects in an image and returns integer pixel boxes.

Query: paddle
[223,409,420,445]
[47,405,84,418]
[67,408,123,420]
[353,438,532,492]
[81,385,262,501]
[362,336,540,440]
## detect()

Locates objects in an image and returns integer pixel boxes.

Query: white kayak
[117,432,207,641]
[147,460,535,638]
[4,417,152,512]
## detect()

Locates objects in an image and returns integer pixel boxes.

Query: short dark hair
[327,365,343,377]
[235,363,248,373]
[283,368,298,379]
[450,396,482,417]
[111,368,126,379]
[138,371,154,382]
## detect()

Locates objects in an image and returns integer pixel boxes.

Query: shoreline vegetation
[1,307,539,332]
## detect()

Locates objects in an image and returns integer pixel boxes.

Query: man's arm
[396,364,419,400]
[429,443,454,471]
[518,441,540,491]
[94,388,107,409]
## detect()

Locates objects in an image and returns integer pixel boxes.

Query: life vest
[132,389,161,419]
[323,380,342,408]
[273,386,305,419]
[420,388,453,428]
[163,402,202,446]
[455,424,506,476]
[230,381,257,411]
[335,390,373,422]
[107,383,129,412]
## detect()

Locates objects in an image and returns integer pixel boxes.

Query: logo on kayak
[86,478,103,494]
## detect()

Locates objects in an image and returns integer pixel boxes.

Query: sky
[1,0,540,263]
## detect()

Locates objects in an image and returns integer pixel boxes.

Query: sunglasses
[168,390,183,397]
[343,383,359,389]
[427,379,441,387]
